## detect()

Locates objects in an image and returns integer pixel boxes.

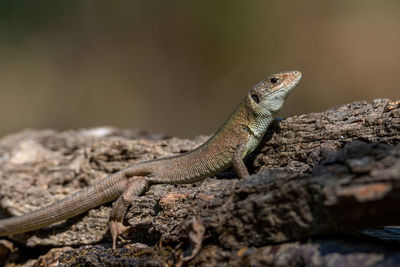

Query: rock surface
[0,99,399,266]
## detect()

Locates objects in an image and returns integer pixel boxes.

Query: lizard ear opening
[250,94,260,103]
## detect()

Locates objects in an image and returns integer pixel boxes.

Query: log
[0,99,399,266]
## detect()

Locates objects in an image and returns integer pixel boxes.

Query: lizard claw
[109,221,131,249]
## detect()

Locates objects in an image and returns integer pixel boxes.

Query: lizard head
[247,70,302,116]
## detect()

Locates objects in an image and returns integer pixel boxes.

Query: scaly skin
[0,71,302,248]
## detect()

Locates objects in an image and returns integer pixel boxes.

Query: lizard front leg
[109,176,149,249]
[232,142,250,179]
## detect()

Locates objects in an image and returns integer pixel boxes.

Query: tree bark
[0,99,399,266]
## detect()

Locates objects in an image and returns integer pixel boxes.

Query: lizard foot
[109,220,131,249]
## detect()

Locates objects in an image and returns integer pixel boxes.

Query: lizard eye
[270,77,279,84]
[250,94,260,103]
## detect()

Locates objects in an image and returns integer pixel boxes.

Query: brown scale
[0,71,302,249]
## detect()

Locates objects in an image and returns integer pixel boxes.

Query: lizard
[0,70,302,249]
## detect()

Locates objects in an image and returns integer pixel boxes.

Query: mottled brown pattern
[0,71,301,247]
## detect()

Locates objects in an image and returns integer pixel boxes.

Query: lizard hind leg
[109,176,149,249]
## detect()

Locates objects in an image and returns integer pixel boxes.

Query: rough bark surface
[0,99,399,266]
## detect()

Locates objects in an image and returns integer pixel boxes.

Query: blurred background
[0,0,399,138]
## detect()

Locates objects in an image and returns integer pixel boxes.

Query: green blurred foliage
[0,1,399,137]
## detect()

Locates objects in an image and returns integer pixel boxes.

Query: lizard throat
[249,114,273,138]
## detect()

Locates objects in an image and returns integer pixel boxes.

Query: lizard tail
[0,171,128,236]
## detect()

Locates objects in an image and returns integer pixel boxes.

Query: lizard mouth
[284,71,302,87]
[268,71,302,97]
